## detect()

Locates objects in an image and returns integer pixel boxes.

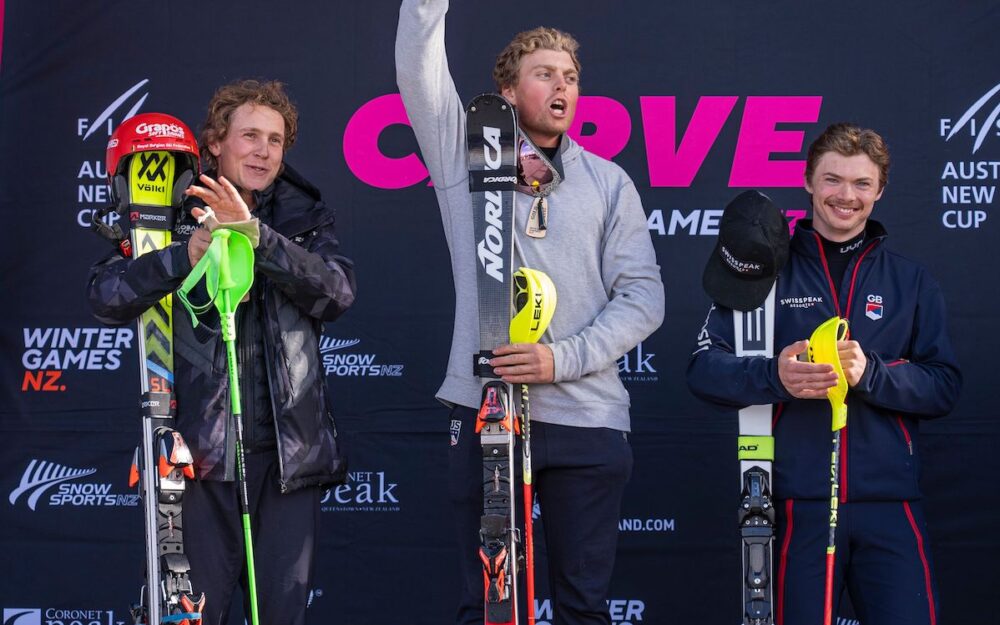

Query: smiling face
[501,48,579,148]
[805,151,884,242]
[209,103,285,202]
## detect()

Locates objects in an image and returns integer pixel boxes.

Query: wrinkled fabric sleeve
[254,210,356,322]
[87,243,191,325]
[396,0,468,195]
[686,303,794,407]
[549,180,665,382]
[852,274,962,417]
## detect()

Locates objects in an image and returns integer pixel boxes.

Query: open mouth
[549,99,567,116]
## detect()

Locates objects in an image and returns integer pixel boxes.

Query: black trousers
[449,404,633,625]
[183,450,321,625]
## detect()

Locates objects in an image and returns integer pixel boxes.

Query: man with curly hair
[396,3,665,624]
[88,79,355,625]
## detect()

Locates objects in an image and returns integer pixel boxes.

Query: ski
[97,115,204,625]
[735,288,777,625]
[467,93,520,625]
[177,221,261,625]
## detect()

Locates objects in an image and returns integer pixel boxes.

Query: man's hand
[185,175,252,223]
[837,340,868,387]
[778,340,839,399]
[187,228,212,267]
[491,343,555,384]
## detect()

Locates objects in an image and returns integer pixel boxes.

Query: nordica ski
[736,288,777,625]
[467,93,520,625]
[96,114,204,625]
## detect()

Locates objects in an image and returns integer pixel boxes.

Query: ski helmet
[510,267,557,344]
[106,112,200,208]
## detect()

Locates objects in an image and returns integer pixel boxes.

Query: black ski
[467,92,520,625]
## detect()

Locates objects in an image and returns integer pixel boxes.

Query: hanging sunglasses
[516,136,562,238]
[516,137,562,198]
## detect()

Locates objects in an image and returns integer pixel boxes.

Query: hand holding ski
[490,343,554,384]
[777,340,838,399]
[835,339,867,387]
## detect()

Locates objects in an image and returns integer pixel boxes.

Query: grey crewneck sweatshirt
[396,0,664,431]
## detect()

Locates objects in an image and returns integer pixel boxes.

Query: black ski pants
[184,450,321,625]
[449,404,633,625]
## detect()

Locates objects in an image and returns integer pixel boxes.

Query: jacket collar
[791,218,889,259]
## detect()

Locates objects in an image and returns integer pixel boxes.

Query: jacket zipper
[259,281,289,492]
[896,416,914,455]
[812,234,880,504]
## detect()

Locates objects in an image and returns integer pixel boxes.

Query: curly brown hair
[493,27,581,92]
[805,123,890,191]
[199,79,298,171]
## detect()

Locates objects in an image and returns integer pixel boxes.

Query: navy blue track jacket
[687,219,961,502]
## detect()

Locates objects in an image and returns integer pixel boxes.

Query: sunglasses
[516,137,562,198]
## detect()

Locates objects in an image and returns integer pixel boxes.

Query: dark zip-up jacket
[687,219,961,501]
[87,165,356,492]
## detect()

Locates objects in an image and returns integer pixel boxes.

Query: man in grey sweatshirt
[396,2,664,624]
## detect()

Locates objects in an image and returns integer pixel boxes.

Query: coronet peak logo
[534,599,646,625]
[938,80,1000,230]
[4,607,122,625]
[3,609,40,625]
[21,327,134,393]
[320,336,403,378]
[321,470,400,512]
[76,79,151,230]
[9,459,139,511]
[617,342,657,383]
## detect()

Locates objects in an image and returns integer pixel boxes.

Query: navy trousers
[776,499,939,625]
[450,404,633,625]
[184,450,321,625]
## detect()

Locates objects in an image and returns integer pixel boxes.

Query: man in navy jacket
[688,123,961,625]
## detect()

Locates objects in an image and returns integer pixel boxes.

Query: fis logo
[78,79,150,142]
[938,82,1000,230]
[940,81,1000,155]
[76,79,151,229]
[321,336,403,378]
[9,459,138,511]
[865,294,884,321]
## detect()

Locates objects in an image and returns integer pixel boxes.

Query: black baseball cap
[702,190,790,311]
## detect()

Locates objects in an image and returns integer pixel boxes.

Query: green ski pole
[178,226,260,625]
